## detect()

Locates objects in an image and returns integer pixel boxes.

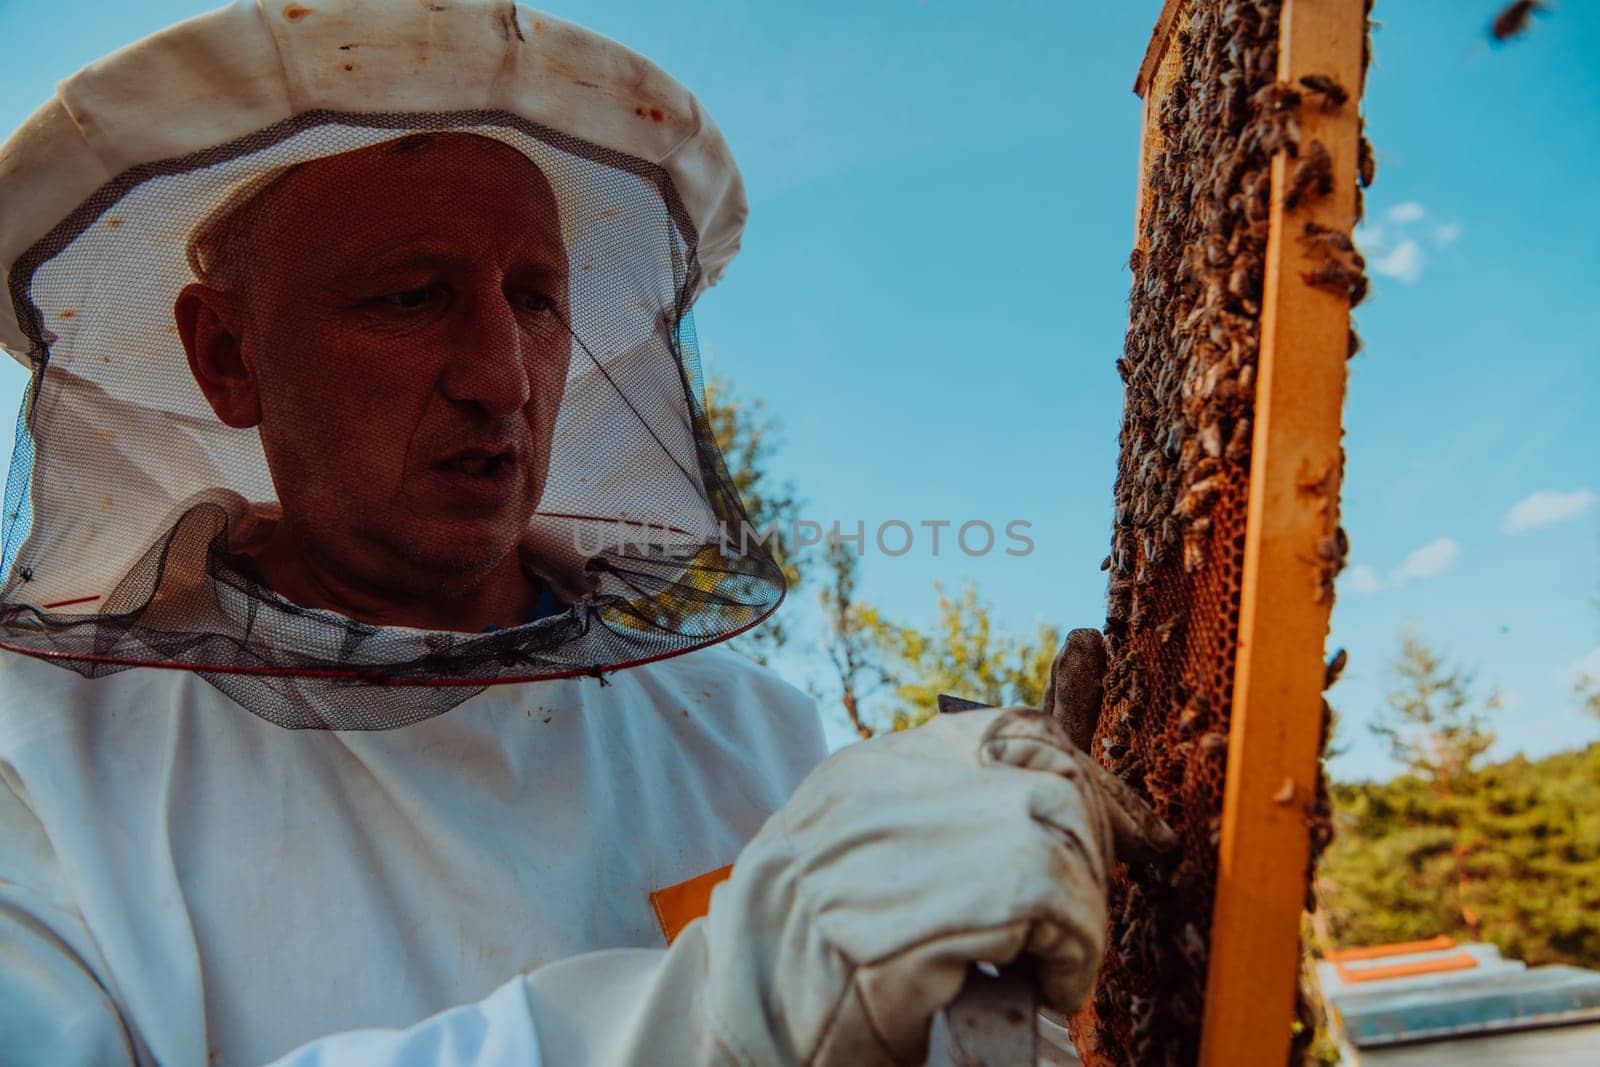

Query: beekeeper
[0,2,1166,1064]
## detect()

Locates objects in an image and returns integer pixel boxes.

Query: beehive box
[1072,1,1372,1064]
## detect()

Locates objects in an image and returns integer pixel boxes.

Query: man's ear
[174,283,261,429]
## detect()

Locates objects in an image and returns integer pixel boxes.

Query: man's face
[197,136,572,597]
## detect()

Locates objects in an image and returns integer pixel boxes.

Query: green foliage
[1577,673,1600,722]
[1320,742,1600,969]
[861,578,1060,731]
[1370,631,1499,789]
[702,376,807,662]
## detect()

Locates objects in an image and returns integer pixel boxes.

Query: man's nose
[439,283,533,417]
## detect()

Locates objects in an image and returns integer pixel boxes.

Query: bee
[1348,326,1363,360]
[1182,529,1208,573]
[1175,474,1225,519]
[1297,74,1349,110]
[1311,526,1349,571]
[1323,647,1348,690]
[1358,135,1377,188]
[1250,80,1301,114]
[1299,220,1360,260]
[1490,0,1548,43]
[1302,259,1369,306]
[1307,528,1348,604]
[1255,112,1302,160]
[1284,141,1334,211]
[1177,700,1205,735]
[1225,417,1252,462]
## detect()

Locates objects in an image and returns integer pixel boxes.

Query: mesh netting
[0,114,782,729]
[1076,1,1370,1063]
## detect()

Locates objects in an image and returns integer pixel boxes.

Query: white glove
[699,705,1173,1066]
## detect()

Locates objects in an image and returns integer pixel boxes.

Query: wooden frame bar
[1200,0,1363,1062]
[1129,1,1365,1063]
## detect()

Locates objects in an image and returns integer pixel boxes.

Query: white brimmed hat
[0,0,781,728]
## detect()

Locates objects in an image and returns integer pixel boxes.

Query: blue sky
[1,1,1595,779]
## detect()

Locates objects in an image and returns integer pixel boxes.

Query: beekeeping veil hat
[0,0,782,728]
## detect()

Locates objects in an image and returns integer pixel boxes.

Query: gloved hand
[265,630,1171,1067]
[698,696,1174,1066]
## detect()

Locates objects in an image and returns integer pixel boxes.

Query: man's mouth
[436,447,519,478]
[444,454,510,476]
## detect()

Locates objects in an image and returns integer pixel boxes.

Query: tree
[1362,632,1501,939]
[1370,632,1499,790]
[864,579,1060,731]
[817,537,889,739]
[701,375,807,662]
[1577,673,1600,723]
[1320,742,1600,970]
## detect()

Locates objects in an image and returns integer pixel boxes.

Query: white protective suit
[1,642,1119,1066]
[0,644,826,1065]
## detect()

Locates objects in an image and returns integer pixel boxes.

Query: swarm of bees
[1082,1,1371,1063]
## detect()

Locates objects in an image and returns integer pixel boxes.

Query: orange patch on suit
[649,865,733,945]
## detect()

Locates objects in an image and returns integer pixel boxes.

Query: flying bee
[1297,74,1349,110]
[1490,0,1548,43]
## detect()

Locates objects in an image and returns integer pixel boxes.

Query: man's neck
[246,525,541,633]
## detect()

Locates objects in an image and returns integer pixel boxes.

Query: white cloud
[1501,489,1596,533]
[1431,221,1463,247]
[1339,539,1459,595]
[1388,538,1459,585]
[1371,238,1424,284]
[1567,647,1600,682]
[1352,224,1384,251]
[1342,563,1385,596]
[1386,201,1425,224]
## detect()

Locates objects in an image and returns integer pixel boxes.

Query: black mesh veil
[0,112,783,729]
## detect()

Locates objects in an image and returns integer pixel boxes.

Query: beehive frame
[1076,1,1368,1064]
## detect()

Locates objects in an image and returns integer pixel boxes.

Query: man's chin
[386,523,526,595]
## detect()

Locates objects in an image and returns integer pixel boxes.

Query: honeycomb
[1073,1,1372,1063]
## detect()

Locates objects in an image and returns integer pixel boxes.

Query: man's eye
[511,289,556,315]
[379,285,446,310]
